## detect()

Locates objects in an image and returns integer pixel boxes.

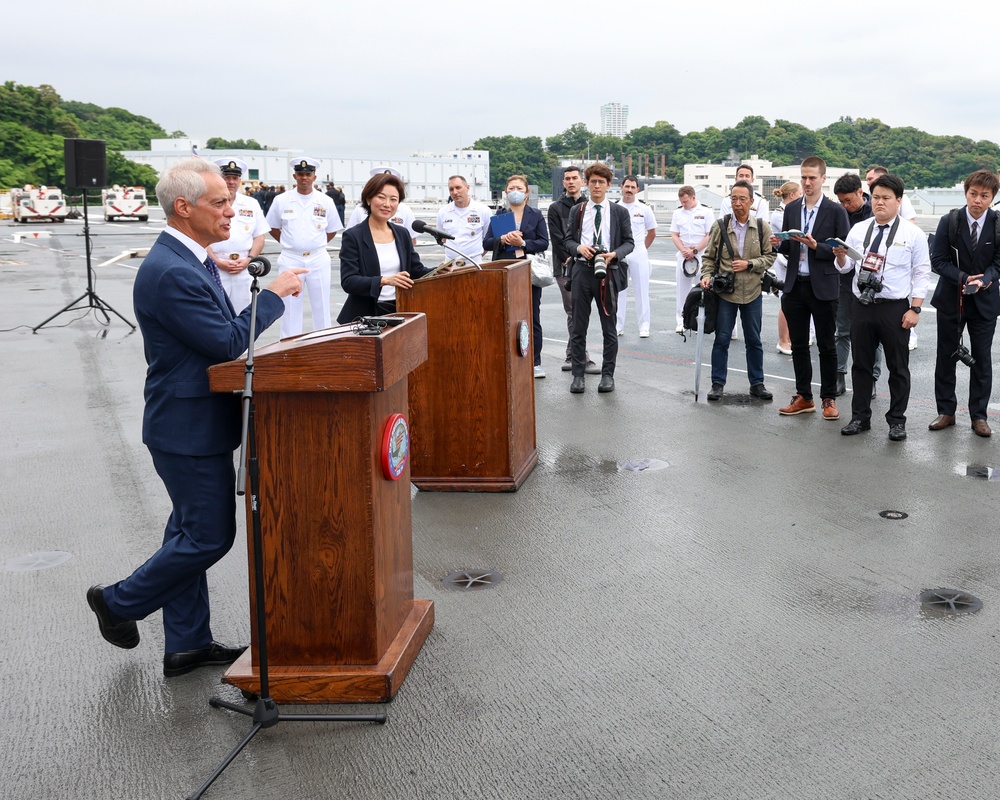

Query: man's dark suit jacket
[133,231,284,456]
[930,208,1000,319]
[482,204,549,260]
[337,221,431,324]
[779,197,850,302]
[563,201,635,292]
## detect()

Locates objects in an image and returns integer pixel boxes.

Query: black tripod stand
[188,269,386,800]
[33,190,136,332]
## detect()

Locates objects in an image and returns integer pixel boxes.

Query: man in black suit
[563,163,635,393]
[774,156,851,420]
[929,169,1000,437]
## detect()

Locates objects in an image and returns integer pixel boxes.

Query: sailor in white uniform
[615,176,657,337]
[435,175,492,262]
[266,157,343,338]
[346,167,422,244]
[207,158,268,313]
[669,186,715,331]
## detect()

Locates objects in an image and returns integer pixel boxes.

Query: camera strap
[861,217,900,263]
[714,214,763,277]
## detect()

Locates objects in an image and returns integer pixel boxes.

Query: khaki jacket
[701,214,776,305]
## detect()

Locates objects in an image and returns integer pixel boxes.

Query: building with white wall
[120,140,490,203]
[684,156,857,212]
[600,103,629,138]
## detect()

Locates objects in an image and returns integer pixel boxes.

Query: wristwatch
[909,306,921,314]
[692,248,698,255]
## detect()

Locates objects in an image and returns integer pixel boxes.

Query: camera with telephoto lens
[577,244,610,277]
[711,271,734,294]
[952,343,976,367]
[761,270,783,296]
[857,268,883,305]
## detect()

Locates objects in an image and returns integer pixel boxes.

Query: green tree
[206,137,266,150]
[472,136,556,193]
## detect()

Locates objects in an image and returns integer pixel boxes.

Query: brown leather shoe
[972,419,992,437]
[822,398,839,420]
[928,414,956,431]
[779,394,815,416]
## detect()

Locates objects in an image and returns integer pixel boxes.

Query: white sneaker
[533,365,545,379]
[909,330,918,350]
[639,328,650,338]
[617,328,624,337]
[675,324,684,333]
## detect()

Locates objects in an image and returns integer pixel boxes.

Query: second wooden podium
[208,313,433,703]
[396,259,537,492]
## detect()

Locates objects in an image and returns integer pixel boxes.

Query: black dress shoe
[597,375,615,393]
[87,585,139,649]
[570,376,585,393]
[163,641,248,677]
[835,373,846,396]
[707,383,724,401]
[888,423,907,441]
[841,418,871,436]
[749,384,772,400]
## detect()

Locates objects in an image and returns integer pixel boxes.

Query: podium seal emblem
[516,320,530,357]
[381,413,409,480]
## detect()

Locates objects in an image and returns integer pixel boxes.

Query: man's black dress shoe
[835,373,846,397]
[707,383,724,401]
[841,418,871,436]
[87,585,139,649]
[163,641,248,677]
[597,375,615,393]
[888,423,907,441]
[749,384,772,400]
[570,376,585,393]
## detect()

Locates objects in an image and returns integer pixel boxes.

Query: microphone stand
[435,234,483,269]
[189,273,386,800]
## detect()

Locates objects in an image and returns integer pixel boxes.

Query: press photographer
[834,173,930,441]
[928,169,1000,437]
[699,180,776,402]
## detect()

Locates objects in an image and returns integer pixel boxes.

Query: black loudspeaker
[64,139,107,188]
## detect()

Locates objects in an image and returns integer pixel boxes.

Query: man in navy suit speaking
[86,158,306,677]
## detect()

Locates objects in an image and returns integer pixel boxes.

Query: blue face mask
[507,190,526,205]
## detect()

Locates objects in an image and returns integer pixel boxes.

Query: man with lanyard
[774,156,851,421]
[670,186,714,332]
[266,157,344,339]
[834,173,930,441]
[207,158,268,313]
[346,167,422,245]
[563,163,635,393]
[615,175,657,338]
[435,175,492,263]
[833,172,880,397]
[548,166,600,375]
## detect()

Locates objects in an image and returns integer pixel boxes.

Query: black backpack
[682,286,717,333]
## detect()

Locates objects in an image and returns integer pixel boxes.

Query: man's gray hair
[156,158,222,219]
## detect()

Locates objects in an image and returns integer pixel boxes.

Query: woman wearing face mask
[483,175,550,378]
[337,171,432,323]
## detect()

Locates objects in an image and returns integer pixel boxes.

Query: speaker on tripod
[32,139,135,331]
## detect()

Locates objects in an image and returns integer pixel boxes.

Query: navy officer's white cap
[290,157,320,173]
[370,166,404,180]
[213,157,248,176]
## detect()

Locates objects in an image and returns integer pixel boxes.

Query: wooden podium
[396,260,537,492]
[207,313,433,703]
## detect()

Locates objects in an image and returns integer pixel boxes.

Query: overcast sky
[6,1,994,158]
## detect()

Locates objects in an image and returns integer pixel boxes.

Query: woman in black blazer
[482,174,550,376]
[337,172,432,324]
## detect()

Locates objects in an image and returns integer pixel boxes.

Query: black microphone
[411,220,455,240]
[247,255,271,277]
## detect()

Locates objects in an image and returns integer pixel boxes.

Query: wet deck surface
[3,211,999,799]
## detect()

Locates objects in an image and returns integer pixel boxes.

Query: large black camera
[952,343,976,367]
[857,268,883,305]
[761,270,783,296]
[711,272,734,294]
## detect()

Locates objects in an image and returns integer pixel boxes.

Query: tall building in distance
[600,102,629,137]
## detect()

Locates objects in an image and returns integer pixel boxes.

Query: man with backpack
[699,180,776,402]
